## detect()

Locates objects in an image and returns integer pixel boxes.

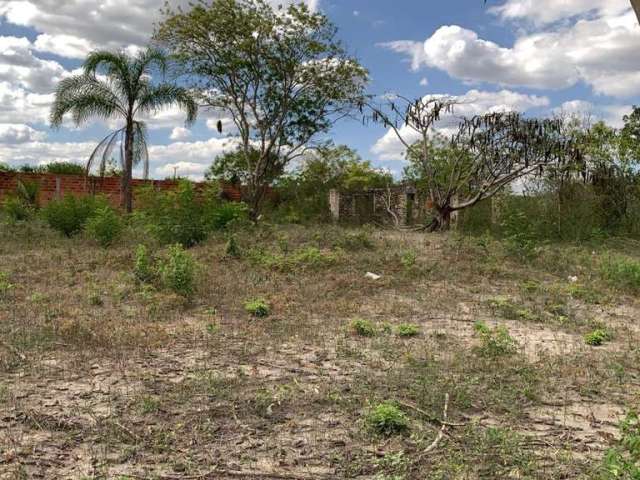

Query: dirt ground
[1,223,639,479]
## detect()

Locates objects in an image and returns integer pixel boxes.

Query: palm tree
[50,48,198,212]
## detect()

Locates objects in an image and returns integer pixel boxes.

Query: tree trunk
[122,120,134,213]
[427,205,452,232]
[247,183,266,223]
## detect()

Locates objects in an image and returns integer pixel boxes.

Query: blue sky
[0,0,638,179]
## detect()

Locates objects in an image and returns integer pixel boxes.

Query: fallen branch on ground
[397,399,466,427]
[419,393,450,457]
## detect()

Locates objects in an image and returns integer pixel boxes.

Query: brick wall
[0,172,243,208]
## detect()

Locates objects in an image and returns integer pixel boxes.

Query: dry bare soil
[1,222,639,479]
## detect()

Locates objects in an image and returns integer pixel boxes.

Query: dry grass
[1,219,639,479]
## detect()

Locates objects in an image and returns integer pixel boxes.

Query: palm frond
[87,129,125,176]
[132,48,168,83]
[135,84,198,125]
[50,74,125,127]
[84,50,133,99]
[132,121,150,179]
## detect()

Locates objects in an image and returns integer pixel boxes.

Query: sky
[0,0,639,179]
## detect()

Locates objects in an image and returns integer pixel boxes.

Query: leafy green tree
[50,48,198,212]
[156,0,368,220]
[205,148,284,186]
[277,145,392,220]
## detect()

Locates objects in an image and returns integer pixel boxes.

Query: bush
[209,202,249,230]
[225,234,241,258]
[85,206,123,247]
[601,255,640,292]
[245,298,270,318]
[15,179,40,208]
[134,244,155,283]
[335,230,374,251]
[43,162,85,175]
[474,321,518,357]
[396,324,420,337]
[158,244,197,297]
[585,328,612,347]
[2,196,32,222]
[351,318,376,337]
[601,411,640,479]
[41,195,104,237]
[135,181,208,247]
[366,402,409,436]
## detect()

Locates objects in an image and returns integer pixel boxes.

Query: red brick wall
[0,172,243,208]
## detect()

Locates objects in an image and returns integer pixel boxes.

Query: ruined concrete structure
[329,185,425,226]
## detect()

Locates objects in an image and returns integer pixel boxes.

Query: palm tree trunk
[122,120,134,213]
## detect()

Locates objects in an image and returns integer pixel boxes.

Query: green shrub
[250,246,337,271]
[43,162,85,175]
[209,202,249,230]
[2,196,32,222]
[0,162,13,172]
[15,179,40,208]
[135,181,208,247]
[245,298,270,318]
[601,255,640,292]
[351,318,376,337]
[335,230,374,251]
[400,250,417,268]
[474,321,518,357]
[396,324,420,337]
[601,411,640,479]
[158,244,197,297]
[585,328,612,347]
[366,402,409,436]
[85,206,123,247]
[225,234,241,258]
[41,195,103,237]
[134,244,155,283]
[0,272,14,301]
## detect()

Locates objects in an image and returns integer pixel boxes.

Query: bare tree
[370,96,580,231]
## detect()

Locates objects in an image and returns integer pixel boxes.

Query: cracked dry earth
[2,307,640,479]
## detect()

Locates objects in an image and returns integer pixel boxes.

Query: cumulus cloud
[554,100,632,128]
[0,36,66,92]
[0,81,53,124]
[380,7,640,97]
[490,0,630,26]
[0,123,46,143]
[169,126,191,141]
[371,89,550,162]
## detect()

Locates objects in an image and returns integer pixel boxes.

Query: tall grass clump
[600,255,640,292]
[158,244,197,297]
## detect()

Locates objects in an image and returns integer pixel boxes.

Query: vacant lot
[1,222,639,479]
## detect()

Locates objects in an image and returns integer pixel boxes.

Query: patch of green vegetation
[585,328,612,347]
[225,234,241,258]
[245,298,270,318]
[250,246,338,271]
[400,250,417,269]
[600,411,640,479]
[85,205,123,247]
[0,271,14,300]
[366,402,409,436]
[396,324,420,337]
[566,283,607,305]
[351,318,376,337]
[138,395,161,414]
[487,297,540,322]
[473,321,518,357]
[134,244,155,283]
[334,230,374,251]
[600,255,640,292]
[158,244,197,297]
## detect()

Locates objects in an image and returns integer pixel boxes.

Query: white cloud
[371,89,550,162]
[0,123,46,143]
[34,33,94,59]
[0,140,96,166]
[490,0,630,26]
[0,81,53,124]
[169,126,191,141]
[380,8,640,97]
[419,77,429,87]
[149,137,241,179]
[554,100,632,128]
[0,36,66,92]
